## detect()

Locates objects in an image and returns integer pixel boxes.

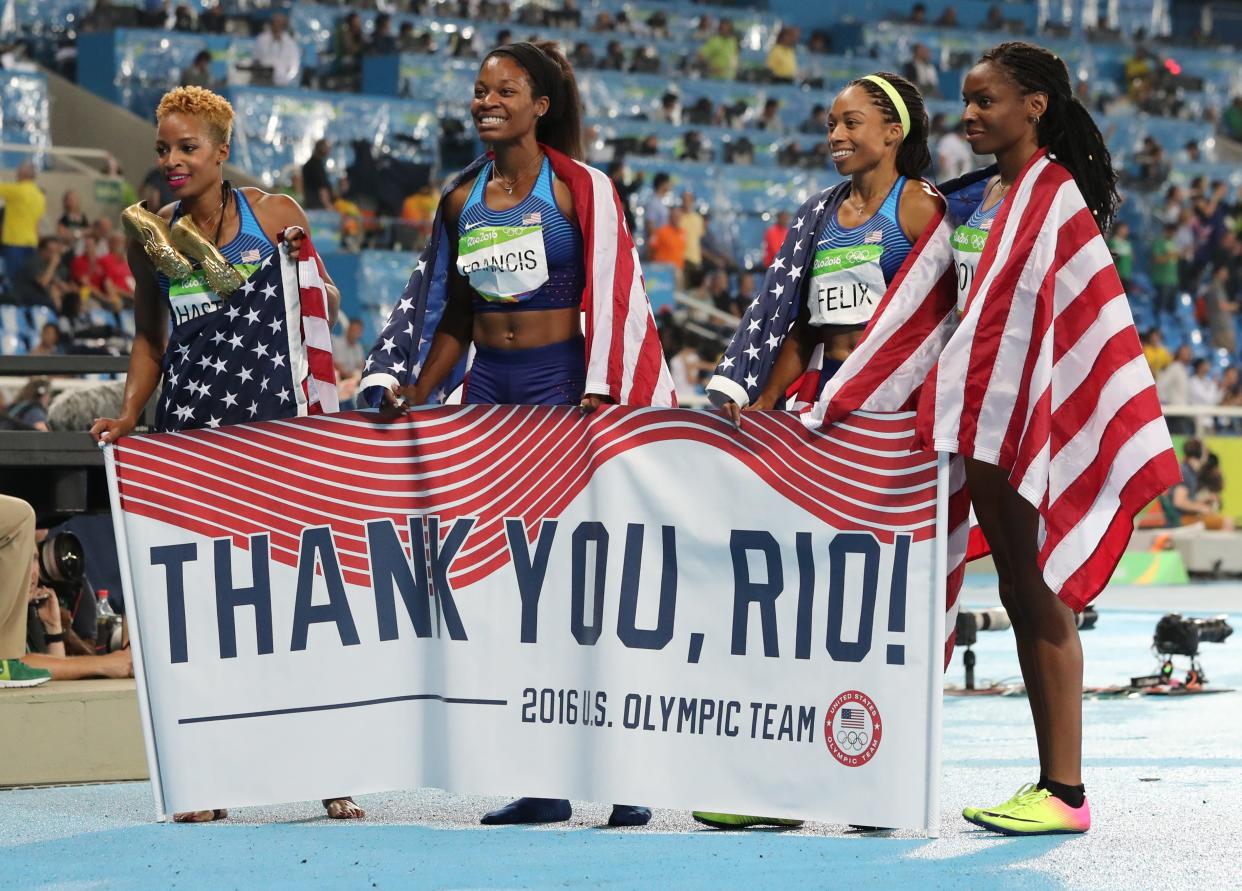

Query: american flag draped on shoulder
[358,146,675,407]
[814,150,1180,611]
[155,233,338,433]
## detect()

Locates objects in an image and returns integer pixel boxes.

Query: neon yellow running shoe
[0,658,51,688]
[962,782,1042,822]
[966,787,1091,836]
[692,812,804,830]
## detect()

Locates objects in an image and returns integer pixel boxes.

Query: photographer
[23,549,132,680]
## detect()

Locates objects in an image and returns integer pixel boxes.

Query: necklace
[193,183,230,246]
[492,153,544,195]
[848,187,883,217]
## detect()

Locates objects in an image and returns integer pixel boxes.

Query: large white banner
[106,406,948,832]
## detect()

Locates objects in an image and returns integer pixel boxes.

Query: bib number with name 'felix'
[457,224,550,303]
[808,244,887,327]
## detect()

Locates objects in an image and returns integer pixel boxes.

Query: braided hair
[847,71,931,179]
[979,41,1119,231]
[485,40,585,160]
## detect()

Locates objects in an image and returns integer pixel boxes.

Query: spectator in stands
[591,11,614,33]
[807,31,832,55]
[698,19,739,81]
[69,233,114,312]
[1203,265,1237,355]
[368,13,397,55]
[398,183,437,249]
[0,496,49,689]
[1108,221,1134,294]
[330,12,365,85]
[1142,328,1172,377]
[301,140,335,211]
[1157,344,1192,434]
[179,50,214,89]
[397,22,420,53]
[91,218,114,258]
[30,322,62,357]
[100,233,135,308]
[757,99,787,136]
[57,190,90,247]
[333,318,366,380]
[656,92,683,127]
[1189,357,1220,410]
[763,210,789,268]
[81,0,125,33]
[1222,95,1242,143]
[643,172,672,239]
[0,162,46,283]
[936,6,960,27]
[649,207,688,285]
[699,210,738,272]
[255,11,301,87]
[631,46,661,75]
[982,4,1005,31]
[766,27,799,85]
[172,4,196,32]
[600,40,627,71]
[1133,137,1170,190]
[608,161,640,234]
[1151,222,1181,320]
[702,269,738,318]
[905,3,928,25]
[679,130,710,163]
[932,114,971,181]
[799,104,828,135]
[666,327,710,401]
[8,378,50,430]
[904,43,942,99]
[1123,46,1155,99]
[679,192,707,287]
[10,236,71,311]
[570,41,595,70]
[1176,139,1203,164]
[548,0,583,29]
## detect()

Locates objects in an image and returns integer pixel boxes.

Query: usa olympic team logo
[824,690,882,767]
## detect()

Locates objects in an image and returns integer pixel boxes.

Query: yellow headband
[862,75,910,143]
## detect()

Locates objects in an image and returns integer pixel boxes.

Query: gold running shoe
[170,215,245,297]
[120,202,193,281]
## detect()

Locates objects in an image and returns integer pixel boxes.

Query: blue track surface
[4,581,1240,890]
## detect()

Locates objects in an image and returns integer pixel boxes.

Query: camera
[37,531,85,588]
[1153,613,1233,658]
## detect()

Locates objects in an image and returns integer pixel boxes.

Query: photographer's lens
[38,532,85,585]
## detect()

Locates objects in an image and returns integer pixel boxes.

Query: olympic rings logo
[835,729,870,751]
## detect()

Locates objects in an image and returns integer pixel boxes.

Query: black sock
[1039,778,1086,808]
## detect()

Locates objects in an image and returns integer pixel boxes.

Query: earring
[1030,115,1041,125]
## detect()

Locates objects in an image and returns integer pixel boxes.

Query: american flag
[358,146,675,408]
[814,150,1180,611]
[840,708,866,729]
[155,233,337,433]
[705,183,848,410]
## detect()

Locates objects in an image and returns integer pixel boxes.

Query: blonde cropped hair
[156,86,235,145]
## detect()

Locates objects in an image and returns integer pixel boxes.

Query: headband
[862,74,910,143]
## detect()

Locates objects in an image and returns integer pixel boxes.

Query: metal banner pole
[924,451,950,838]
[103,444,169,822]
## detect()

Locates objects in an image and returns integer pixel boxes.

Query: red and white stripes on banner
[545,150,676,408]
[287,232,338,414]
[815,150,1179,612]
[113,407,957,646]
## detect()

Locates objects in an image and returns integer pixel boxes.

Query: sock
[1039,778,1086,808]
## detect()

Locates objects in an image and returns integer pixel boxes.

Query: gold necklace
[493,153,544,195]
[849,188,882,217]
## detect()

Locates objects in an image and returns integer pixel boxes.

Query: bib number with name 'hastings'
[950,224,988,313]
[168,263,258,328]
[457,224,550,303]
[807,244,887,327]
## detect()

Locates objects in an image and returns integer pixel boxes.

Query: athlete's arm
[897,179,944,245]
[248,188,341,326]
[89,239,169,442]
[749,309,817,412]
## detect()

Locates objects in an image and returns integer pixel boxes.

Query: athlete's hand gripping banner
[105,407,949,833]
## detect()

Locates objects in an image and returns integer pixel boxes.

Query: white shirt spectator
[1188,371,1221,407]
[1157,359,1190,406]
[936,130,973,180]
[255,27,301,87]
[332,333,365,377]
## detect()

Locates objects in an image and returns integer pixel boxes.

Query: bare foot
[324,798,365,819]
[173,809,228,823]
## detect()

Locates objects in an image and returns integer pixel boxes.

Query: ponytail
[848,71,931,179]
[486,40,585,161]
[979,41,1119,231]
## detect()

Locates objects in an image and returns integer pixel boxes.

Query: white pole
[924,452,950,838]
[103,444,169,822]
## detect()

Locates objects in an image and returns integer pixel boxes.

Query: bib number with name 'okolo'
[457,224,549,303]
[951,224,988,313]
[168,264,258,328]
[808,244,887,327]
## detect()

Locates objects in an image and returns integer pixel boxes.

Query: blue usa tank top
[159,187,276,328]
[456,156,585,312]
[951,194,1005,313]
[807,176,913,328]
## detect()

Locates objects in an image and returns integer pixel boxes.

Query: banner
[105,406,948,832]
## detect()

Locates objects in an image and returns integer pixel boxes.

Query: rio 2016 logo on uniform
[824,690,882,767]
